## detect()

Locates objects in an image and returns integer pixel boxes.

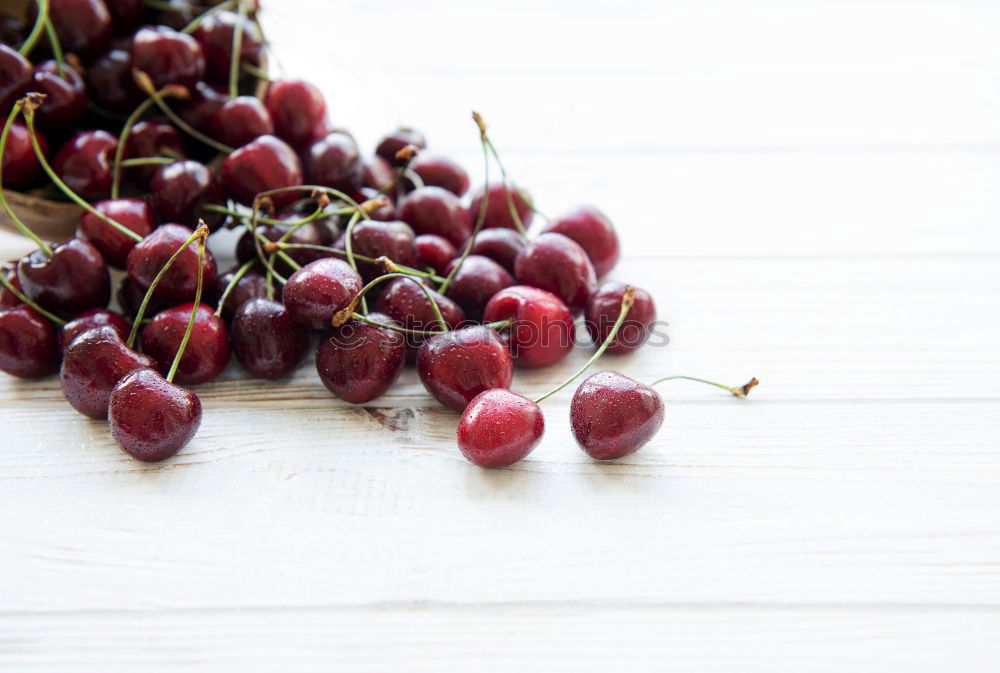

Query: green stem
[0,104,52,256]
[485,138,527,235]
[147,90,234,154]
[41,15,65,79]
[341,210,368,313]
[19,0,49,57]
[214,258,255,317]
[274,243,444,283]
[202,202,352,227]
[242,62,271,81]
[166,235,207,383]
[438,123,491,295]
[228,0,248,99]
[333,273,449,331]
[121,156,176,168]
[180,0,236,34]
[0,271,66,325]
[649,375,760,398]
[111,96,158,199]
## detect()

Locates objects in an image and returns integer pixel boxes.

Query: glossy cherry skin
[1,120,47,191]
[351,186,395,221]
[43,0,112,61]
[468,228,525,274]
[585,282,657,354]
[0,305,60,378]
[148,0,195,31]
[398,186,471,248]
[123,120,185,183]
[363,155,394,192]
[235,219,330,275]
[0,44,32,113]
[417,326,513,412]
[17,238,110,315]
[335,219,416,283]
[194,9,263,83]
[514,232,597,314]
[443,255,514,321]
[109,368,201,462]
[30,61,87,132]
[214,266,267,323]
[230,297,310,378]
[178,80,227,132]
[61,325,156,418]
[409,154,469,196]
[141,303,230,384]
[373,276,465,351]
[570,371,665,460]
[126,223,218,310]
[265,80,331,149]
[59,308,129,350]
[86,47,139,114]
[469,182,534,231]
[458,389,544,468]
[316,312,406,404]
[376,127,426,167]
[482,285,575,369]
[78,197,156,268]
[221,134,303,207]
[53,130,118,201]
[149,160,225,229]
[210,96,274,148]
[543,206,620,278]
[0,261,22,307]
[131,25,205,89]
[281,258,362,330]
[412,234,456,275]
[303,131,363,193]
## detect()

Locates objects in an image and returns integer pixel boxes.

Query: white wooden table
[2,0,999,669]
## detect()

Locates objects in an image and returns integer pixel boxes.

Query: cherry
[178,80,227,132]
[363,155,394,192]
[469,182,534,231]
[398,186,471,247]
[193,9,264,84]
[86,47,139,114]
[281,258,363,330]
[210,95,273,148]
[335,219,416,282]
[105,0,144,35]
[0,305,60,378]
[17,238,111,315]
[149,160,225,230]
[148,0,196,31]
[52,129,118,201]
[0,261,22,308]
[43,0,113,61]
[303,131,363,193]
[443,254,514,321]
[264,80,330,149]
[514,232,597,313]
[417,325,513,411]
[126,223,218,309]
[78,197,155,268]
[230,297,310,378]
[585,282,656,354]
[60,325,155,418]
[412,234,457,275]
[235,219,330,274]
[108,367,201,461]
[482,285,575,368]
[0,17,26,46]
[543,206,619,277]
[59,308,129,351]
[214,265,267,323]
[373,276,465,350]
[123,120,185,183]
[376,127,426,167]
[468,227,525,274]
[141,303,230,384]
[316,312,406,404]
[131,25,206,90]
[30,61,87,132]
[221,134,303,206]
[457,389,544,468]
[408,154,469,196]
[570,371,664,460]
[1,120,47,191]
[0,45,32,113]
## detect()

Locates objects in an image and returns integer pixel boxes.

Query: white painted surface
[1,0,999,669]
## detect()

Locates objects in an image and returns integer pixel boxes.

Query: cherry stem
[202,202,354,226]
[213,258,255,318]
[19,0,49,57]
[341,210,368,313]
[483,137,528,236]
[0,103,52,257]
[121,156,176,168]
[40,11,66,79]
[331,273,449,330]
[21,95,144,243]
[140,79,233,154]
[345,313,511,337]
[0,271,66,325]
[111,94,159,199]
[649,375,760,398]
[166,229,207,383]
[533,287,637,404]
[126,224,209,349]
[249,184,370,219]
[273,243,445,283]
[228,0,248,99]
[242,62,271,82]
[180,0,236,34]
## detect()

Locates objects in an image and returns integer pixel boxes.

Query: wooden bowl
[0,189,81,241]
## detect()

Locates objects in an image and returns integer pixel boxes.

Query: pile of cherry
[0,0,756,469]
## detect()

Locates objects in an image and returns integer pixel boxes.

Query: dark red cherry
[141,303,230,384]
[417,325,513,412]
[373,276,465,351]
[335,219,416,282]
[0,44,32,113]
[210,96,273,148]
[408,154,469,196]
[482,285,575,369]
[265,80,330,149]
[78,197,155,268]
[0,261,22,308]
[123,120,185,183]
[148,0,195,31]
[0,120,47,190]
[52,129,117,201]
[514,232,596,313]
[543,206,619,277]
[362,155,394,191]
[178,80,227,132]
[281,258,362,330]
[59,308,129,350]
[468,227,525,274]
[60,325,156,418]
[44,0,112,61]
[221,134,303,207]
[131,25,205,89]
[469,182,534,231]
[214,265,267,323]
[126,223,218,309]
[570,371,664,460]
[86,47,139,114]
[458,389,544,468]
[109,367,201,461]
[17,238,110,315]
[303,131,363,192]
[351,186,395,221]
[193,9,263,83]
[235,219,329,274]
[443,255,514,321]
[376,127,426,167]
[149,160,225,229]
[230,297,310,378]
[0,16,26,46]
[105,0,143,35]
[412,234,456,275]
[397,186,471,247]
[0,305,59,378]
[316,312,406,404]
[30,61,87,131]
[585,282,657,354]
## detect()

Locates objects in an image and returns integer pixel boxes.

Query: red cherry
[17,238,111,315]
[408,154,469,196]
[221,134,303,206]
[375,127,426,167]
[109,368,201,462]
[0,120,47,191]
[214,265,267,323]
[0,261,22,308]
[60,325,156,418]
[412,234,456,275]
[147,0,196,31]
[316,312,406,404]
[303,131,363,193]
[351,186,395,221]
[373,276,465,351]
[264,80,330,149]
[417,325,513,411]
[0,44,32,112]
[78,197,155,268]
[126,223,218,310]
[469,182,534,231]
[44,0,112,61]
[235,219,331,275]
[585,282,656,354]
[0,305,60,378]
[443,254,514,321]
[149,160,225,230]
[141,303,230,384]
[457,389,544,468]
[570,371,664,460]
[230,297,310,378]
[86,47,139,114]
[193,9,263,83]
[482,285,575,369]
[397,186,471,247]
[178,80,227,131]
[30,61,87,131]
[468,227,525,274]
[362,155,394,191]
[281,258,362,330]
[53,130,118,201]
[514,232,596,313]
[123,120,185,184]
[335,219,416,282]
[59,307,129,350]
[131,25,205,89]
[210,95,274,148]
[542,206,620,277]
